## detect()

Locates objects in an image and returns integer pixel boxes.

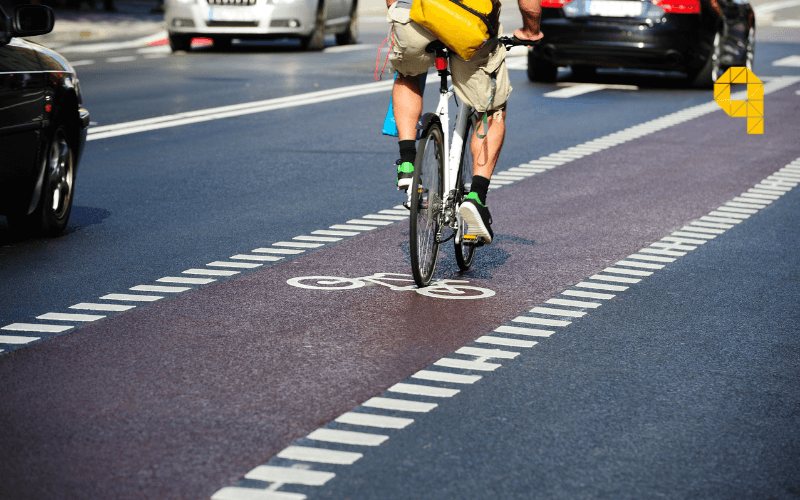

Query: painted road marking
[2,323,71,332]
[627,253,676,263]
[661,236,707,245]
[294,235,341,243]
[253,248,306,254]
[672,231,715,240]
[70,303,136,311]
[546,298,602,308]
[692,221,735,229]
[615,260,664,269]
[245,466,336,485]
[212,487,306,499]
[37,313,105,322]
[530,306,586,317]
[544,83,638,98]
[274,242,324,248]
[561,290,615,300]
[207,261,262,268]
[100,293,162,301]
[456,346,519,359]
[183,268,240,276]
[589,274,641,284]
[476,336,538,348]
[702,215,742,224]
[603,267,653,277]
[130,285,192,293]
[388,383,460,398]
[434,358,501,371]
[0,335,41,344]
[639,248,687,257]
[277,446,362,465]
[412,370,482,384]
[494,325,555,337]
[362,214,407,221]
[307,429,389,446]
[575,282,628,291]
[362,397,438,413]
[708,210,749,219]
[512,316,571,327]
[681,225,725,234]
[335,412,414,429]
[650,242,697,251]
[107,56,137,63]
[157,277,216,284]
[313,230,360,237]
[347,219,393,225]
[329,224,376,231]
[230,255,284,262]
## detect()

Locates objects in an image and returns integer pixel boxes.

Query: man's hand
[516,0,543,41]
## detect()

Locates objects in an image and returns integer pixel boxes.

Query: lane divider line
[209,156,799,500]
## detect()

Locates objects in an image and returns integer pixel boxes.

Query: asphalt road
[0,11,799,500]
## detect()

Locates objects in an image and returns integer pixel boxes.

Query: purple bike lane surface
[1,85,798,500]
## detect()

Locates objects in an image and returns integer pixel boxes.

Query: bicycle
[408,36,539,287]
[287,273,496,299]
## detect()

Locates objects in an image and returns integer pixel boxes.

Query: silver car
[164,0,358,51]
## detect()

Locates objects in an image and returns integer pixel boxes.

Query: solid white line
[530,306,586,317]
[412,370,482,384]
[330,224,376,231]
[494,325,555,337]
[207,261,262,268]
[615,260,664,269]
[252,248,306,254]
[388,383,460,397]
[212,487,307,500]
[575,282,628,291]
[37,312,105,322]
[546,298,602,308]
[70,302,136,311]
[335,412,414,429]
[230,254,284,261]
[245,465,336,485]
[0,334,41,343]
[158,277,216,284]
[561,290,615,300]
[434,358,501,371]
[294,235,341,242]
[130,285,192,292]
[476,336,537,348]
[511,316,571,327]
[101,293,162,301]
[183,268,240,276]
[212,487,306,500]
[603,267,652,276]
[277,446,362,465]
[307,428,389,446]
[544,83,609,98]
[2,323,71,333]
[362,397,438,412]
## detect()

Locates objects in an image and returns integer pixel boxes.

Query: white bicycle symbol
[287,272,495,300]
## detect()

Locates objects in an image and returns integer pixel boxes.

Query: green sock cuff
[465,191,486,207]
[397,162,414,174]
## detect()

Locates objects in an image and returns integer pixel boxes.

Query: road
[0,5,799,500]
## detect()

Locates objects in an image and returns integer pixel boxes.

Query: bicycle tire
[416,284,496,299]
[454,114,477,271]
[409,122,444,287]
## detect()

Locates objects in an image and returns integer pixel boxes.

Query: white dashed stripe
[546,298,602,308]
[101,293,162,302]
[388,383,460,397]
[70,303,136,311]
[494,325,555,337]
[530,306,586,317]
[184,268,240,276]
[277,446,362,465]
[212,487,306,500]
[511,316,571,327]
[207,261,262,268]
[253,248,306,254]
[231,254,284,262]
[245,466,336,485]
[274,242,324,248]
[362,397,437,412]
[434,358,501,371]
[476,336,537,348]
[157,276,216,284]
[37,313,105,322]
[335,412,414,429]
[0,334,42,343]
[130,285,192,293]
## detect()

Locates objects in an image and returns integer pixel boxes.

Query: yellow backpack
[409,0,501,61]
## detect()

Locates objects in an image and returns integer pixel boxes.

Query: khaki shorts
[387,3,511,113]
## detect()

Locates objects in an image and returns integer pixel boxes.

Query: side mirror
[12,5,55,37]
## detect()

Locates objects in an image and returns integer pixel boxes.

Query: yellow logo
[714,67,763,134]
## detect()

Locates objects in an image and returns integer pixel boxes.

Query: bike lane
[0,84,798,500]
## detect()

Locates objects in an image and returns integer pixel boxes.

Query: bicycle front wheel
[409,122,444,287]
[455,114,477,271]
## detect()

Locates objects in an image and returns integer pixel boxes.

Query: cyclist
[388,0,543,244]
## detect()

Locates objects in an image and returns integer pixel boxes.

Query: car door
[0,38,48,213]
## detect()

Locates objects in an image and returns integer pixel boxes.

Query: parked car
[164,0,358,51]
[528,0,755,87]
[0,4,90,236]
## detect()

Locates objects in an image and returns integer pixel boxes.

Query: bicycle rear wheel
[454,114,477,271]
[410,122,444,287]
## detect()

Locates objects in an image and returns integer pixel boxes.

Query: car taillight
[651,0,701,13]
[542,0,573,7]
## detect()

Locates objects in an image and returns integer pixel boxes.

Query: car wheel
[527,51,558,83]
[169,33,192,52]
[7,125,75,237]
[335,7,357,45]
[300,3,326,51]
[571,64,596,81]
[690,30,722,88]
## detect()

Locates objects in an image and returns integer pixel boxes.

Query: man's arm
[514,0,543,41]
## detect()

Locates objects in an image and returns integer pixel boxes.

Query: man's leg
[471,110,506,180]
[392,73,423,190]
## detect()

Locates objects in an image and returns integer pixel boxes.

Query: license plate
[209,7,257,22]
[588,0,643,17]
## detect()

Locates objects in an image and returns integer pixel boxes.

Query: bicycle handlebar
[498,36,541,49]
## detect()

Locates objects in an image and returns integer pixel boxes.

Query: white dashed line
[207,261,262,268]
[37,313,105,322]
[411,370,482,384]
[494,325,555,337]
[245,466,336,485]
[362,397,438,412]
[277,446,362,465]
[100,293,162,302]
[230,254,284,261]
[253,248,306,254]
[335,412,414,429]
[183,268,240,276]
[70,303,136,311]
[0,335,41,344]
[387,383,460,398]
[307,429,389,446]
[1,323,72,332]
[157,277,216,284]
[130,285,192,293]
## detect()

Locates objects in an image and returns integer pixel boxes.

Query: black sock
[399,140,416,165]
[470,175,490,205]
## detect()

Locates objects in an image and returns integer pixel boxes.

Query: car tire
[169,33,192,52]
[300,3,326,51]
[6,124,76,237]
[689,30,722,88]
[527,51,558,83]
[335,7,357,45]
[571,64,596,81]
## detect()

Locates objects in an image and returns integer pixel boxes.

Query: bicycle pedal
[462,234,478,241]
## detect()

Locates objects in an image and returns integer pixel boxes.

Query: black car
[528,0,755,86]
[1,4,90,236]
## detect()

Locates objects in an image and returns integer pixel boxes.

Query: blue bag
[382,72,427,137]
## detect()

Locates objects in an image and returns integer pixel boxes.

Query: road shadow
[0,206,111,247]
[529,66,701,92]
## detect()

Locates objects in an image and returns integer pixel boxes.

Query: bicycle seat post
[425,40,450,93]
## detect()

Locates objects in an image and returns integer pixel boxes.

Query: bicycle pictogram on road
[287,273,495,299]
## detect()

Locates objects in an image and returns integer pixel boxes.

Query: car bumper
[165,0,317,38]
